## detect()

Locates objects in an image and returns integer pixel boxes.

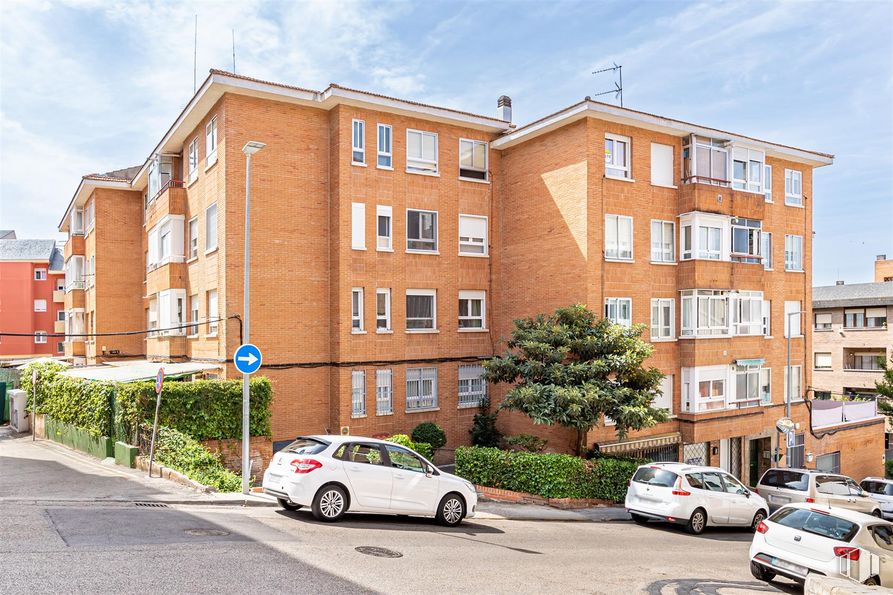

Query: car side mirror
[742,489,750,498]
[425,464,435,477]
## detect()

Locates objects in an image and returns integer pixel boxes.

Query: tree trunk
[575,428,587,456]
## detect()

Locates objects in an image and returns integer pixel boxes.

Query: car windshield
[282,438,329,455]
[870,524,893,552]
[816,476,850,496]
[632,467,678,487]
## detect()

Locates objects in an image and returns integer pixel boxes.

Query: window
[788,433,805,468]
[654,375,673,413]
[205,203,218,252]
[605,214,633,260]
[732,365,771,408]
[459,139,488,180]
[85,200,95,233]
[785,169,803,206]
[377,124,392,168]
[698,379,725,411]
[604,133,630,179]
[844,307,887,328]
[784,301,801,337]
[206,289,218,335]
[34,331,47,344]
[57,310,66,322]
[147,155,173,199]
[406,289,436,330]
[351,288,364,332]
[376,206,392,251]
[188,217,198,259]
[605,297,632,328]
[351,119,365,164]
[384,444,426,472]
[732,291,765,336]
[160,229,171,260]
[731,146,765,193]
[650,298,674,340]
[680,290,729,337]
[34,268,47,281]
[350,370,366,416]
[764,165,773,202]
[189,294,199,336]
[57,341,64,353]
[848,352,884,371]
[188,138,198,184]
[762,232,772,270]
[406,367,437,410]
[762,299,772,336]
[71,208,84,235]
[458,365,487,407]
[731,218,762,264]
[458,215,488,256]
[351,203,366,250]
[650,220,675,263]
[784,235,803,271]
[815,352,832,370]
[683,135,729,186]
[679,212,730,262]
[784,365,802,402]
[698,225,722,260]
[814,312,832,330]
[406,129,438,174]
[632,467,679,487]
[205,116,218,166]
[56,279,64,291]
[34,299,47,312]
[406,209,437,252]
[376,369,393,415]
[650,143,674,187]
[376,289,391,331]
[458,290,486,329]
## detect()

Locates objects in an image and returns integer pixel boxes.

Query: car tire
[750,509,767,532]
[750,560,775,583]
[312,485,347,522]
[686,508,707,535]
[435,493,465,527]
[277,498,302,512]
[863,576,880,586]
[630,513,649,525]
[872,509,883,518]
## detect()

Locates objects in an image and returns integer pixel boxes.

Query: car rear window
[816,476,850,496]
[771,508,858,542]
[871,524,893,552]
[281,438,329,455]
[632,467,678,487]
[760,469,808,491]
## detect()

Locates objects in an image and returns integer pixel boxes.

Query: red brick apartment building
[56,70,883,481]
[0,232,66,359]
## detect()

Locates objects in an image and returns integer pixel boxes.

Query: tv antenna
[591,63,623,107]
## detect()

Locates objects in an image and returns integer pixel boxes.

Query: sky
[0,0,890,286]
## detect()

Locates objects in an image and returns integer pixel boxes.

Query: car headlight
[463,480,476,493]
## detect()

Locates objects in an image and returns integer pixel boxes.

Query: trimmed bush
[502,434,548,453]
[470,410,501,447]
[386,434,433,460]
[455,446,640,502]
[411,422,446,450]
[21,361,115,437]
[148,424,242,492]
[886,459,893,480]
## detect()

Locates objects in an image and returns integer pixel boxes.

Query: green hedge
[386,434,433,460]
[886,459,893,480]
[21,362,115,437]
[455,446,641,502]
[149,425,242,492]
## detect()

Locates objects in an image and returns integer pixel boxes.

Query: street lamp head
[242,141,266,156]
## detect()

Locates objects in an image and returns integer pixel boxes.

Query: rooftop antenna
[193,14,198,93]
[232,29,236,73]
[591,62,623,107]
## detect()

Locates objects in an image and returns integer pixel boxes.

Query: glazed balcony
[146,180,187,230]
[678,181,765,220]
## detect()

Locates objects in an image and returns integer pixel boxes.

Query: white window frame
[377,123,392,169]
[205,203,218,253]
[785,169,803,206]
[684,135,730,186]
[34,299,47,312]
[604,133,631,179]
[731,364,771,409]
[731,291,765,336]
[188,294,200,337]
[681,365,728,413]
[34,331,47,344]
[458,214,488,257]
[188,137,198,184]
[814,312,832,330]
[650,142,674,188]
[679,212,731,262]
[376,288,391,332]
[654,375,674,414]
[730,146,765,194]
[351,288,364,333]
[458,138,488,181]
[784,365,803,402]
[605,214,633,261]
[762,231,773,270]
[458,290,486,330]
[605,297,632,328]
[351,370,366,417]
[351,119,365,165]
[406,367,438,411]
[814,352,832,370]
[406,209,438,253]
[188,217,198,260]
[730,217,762,264]
[458,365,487,408]
[764,164,773,202]
[34,268,47,281]
[680,289,730,337]
[784,234,803,271]
[784,301,802,337]
[650,220,675,263]
[650,298,674,340]
[406,129,438,175]
[206,289,218,336]
[205,116,218,167]
[351,202,366,250]
[376,205,393,251]
[406,289,436,331]
[376,369,393,415]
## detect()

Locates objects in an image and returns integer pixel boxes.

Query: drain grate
[355,546,402,558]
[185,528,230,537]
[134,502,169,508]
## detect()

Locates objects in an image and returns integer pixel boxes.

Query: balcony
[146,180,186,229]
[53,290,64,303]
[64,236,85,260]
[678,181,765,220]
[811,398,881,428]
[54,320,65,333]
[146,333,188,359]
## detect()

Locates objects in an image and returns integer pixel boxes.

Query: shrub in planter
[146,424,242,492]
[385,434,433,460]
[502,434,548,453]
[411,422,446,450]
[470,410,501,447]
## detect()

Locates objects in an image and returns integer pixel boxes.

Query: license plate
[769,494,788,503]
[771,557,805,575]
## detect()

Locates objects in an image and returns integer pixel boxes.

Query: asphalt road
[0,429,800,594]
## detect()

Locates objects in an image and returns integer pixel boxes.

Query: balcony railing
[811,398,879,428]
[66,280,85,291]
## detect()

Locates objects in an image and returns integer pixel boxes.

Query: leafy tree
[484,304,669,455]
[876,355,893,419]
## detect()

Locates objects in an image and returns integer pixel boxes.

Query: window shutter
[351,203,366,249]
[650,143,674,187]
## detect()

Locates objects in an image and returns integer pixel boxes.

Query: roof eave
[57,177,131,231]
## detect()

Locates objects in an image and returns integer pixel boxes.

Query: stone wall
[201,436,273,481]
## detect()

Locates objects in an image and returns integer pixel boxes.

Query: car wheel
[872,509,883,518]
[630,513,649,525]
[436,493,465,527]
[312,485,347,522]
[863,576,880,586]
[750,560,775,583]
[277,498,302,512]
[750,509,767,532]
[686,508,707,535]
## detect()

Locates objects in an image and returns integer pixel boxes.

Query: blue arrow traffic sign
[234,343,263,375]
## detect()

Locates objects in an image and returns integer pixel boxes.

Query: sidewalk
[475,501,630,522]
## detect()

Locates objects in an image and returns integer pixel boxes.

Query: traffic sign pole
[234,343,262,494]
[31,369,37,442]
[147,367,165,478]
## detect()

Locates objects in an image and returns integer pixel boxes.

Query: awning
[61,361,221,383]
[9,357,71,370]
[735,358,766,367]
[598,432,681,454]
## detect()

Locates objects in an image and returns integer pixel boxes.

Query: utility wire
[0,316,238,339]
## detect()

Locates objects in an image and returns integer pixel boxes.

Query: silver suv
[755,468,881,517]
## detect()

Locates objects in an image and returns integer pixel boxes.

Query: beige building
[876,254,893,283]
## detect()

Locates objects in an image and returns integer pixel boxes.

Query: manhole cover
[184,528,230,537]
[355,546,402,558]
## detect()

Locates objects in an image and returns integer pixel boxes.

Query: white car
[262,435,477,526]
[625,462,769,535]
[861,477,893,520]
[750,503,893,586]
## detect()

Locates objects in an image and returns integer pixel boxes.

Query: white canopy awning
[61,360,221,383]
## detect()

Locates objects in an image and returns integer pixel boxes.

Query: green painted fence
[44,415,114,459]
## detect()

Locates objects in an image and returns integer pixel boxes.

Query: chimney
[878,254,888,261]
[497,95,512,122]
[836,280,845,286]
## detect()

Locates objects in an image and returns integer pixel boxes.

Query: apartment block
[55,70,883,480]
[0,234,65,358]
[876,254,893,282]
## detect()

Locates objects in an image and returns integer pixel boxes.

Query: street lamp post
[241,140,266,494]
[785,309,805,468]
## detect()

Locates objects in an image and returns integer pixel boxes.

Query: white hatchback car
[861,477,893,520]
[625,463,769,534]
[750,503,893,586]
[262,435,478,526]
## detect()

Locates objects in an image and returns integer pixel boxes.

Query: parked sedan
[262,435,477,526]
[755,468,882,516]
[750,503,893,586]
[861,477,893,520]
[625,462,769,535]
